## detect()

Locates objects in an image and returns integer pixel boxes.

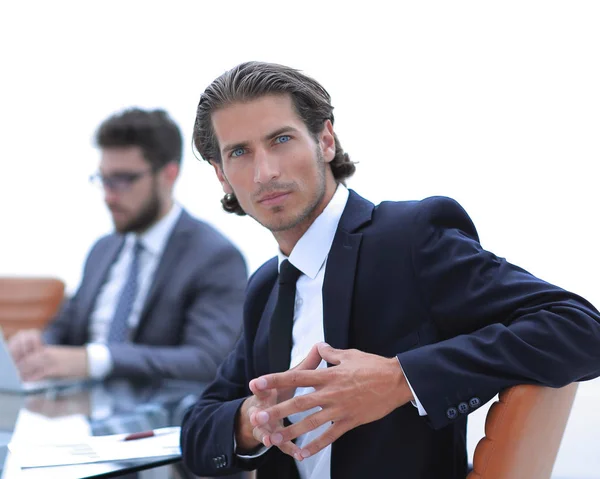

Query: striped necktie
[107,240,143,343]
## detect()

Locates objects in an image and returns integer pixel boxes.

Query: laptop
[0,393,24,473]
[0,331,85,394]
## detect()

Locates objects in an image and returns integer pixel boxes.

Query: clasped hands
[8,329,89,380]
[237,342,414,461]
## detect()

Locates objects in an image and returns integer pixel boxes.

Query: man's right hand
[235,385,279,453]
[8,329,44,362]
[234,344,323,457]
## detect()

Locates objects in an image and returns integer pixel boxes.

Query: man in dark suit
[180,62,600,478]
[8,108,247,383]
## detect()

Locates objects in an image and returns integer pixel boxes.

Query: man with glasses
[8,108,248,383]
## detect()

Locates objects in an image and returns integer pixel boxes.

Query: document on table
[8,426,180,469]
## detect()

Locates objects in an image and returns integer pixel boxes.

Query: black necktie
[269,259,302,373]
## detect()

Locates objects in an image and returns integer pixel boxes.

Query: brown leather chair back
[0,277,65,339]
[468,383,578,479]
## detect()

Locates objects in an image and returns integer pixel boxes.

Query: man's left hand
[16,346,89,381]
[250,343,414,460]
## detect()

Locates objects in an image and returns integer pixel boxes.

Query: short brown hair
[193,62,356,215]
[96,108,182,169]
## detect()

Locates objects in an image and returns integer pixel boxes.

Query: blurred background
[1,1,598,476]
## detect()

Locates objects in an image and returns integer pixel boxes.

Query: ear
[319,120,336,164]
[162,162,180,186]
[210,160,234,194]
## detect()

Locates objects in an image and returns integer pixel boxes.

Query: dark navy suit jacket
[181,191,600,478]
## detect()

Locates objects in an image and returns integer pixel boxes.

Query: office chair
[468,383,578,479]
[0,276,65,339]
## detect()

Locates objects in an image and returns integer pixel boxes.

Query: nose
[103,186,119,205]
[253,148,280,184]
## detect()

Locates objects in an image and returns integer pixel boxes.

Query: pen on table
[123,430,156,441]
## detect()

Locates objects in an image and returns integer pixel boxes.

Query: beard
[254,148,328,233]
[113,188,162,234]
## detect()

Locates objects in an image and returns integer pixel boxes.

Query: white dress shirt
[278,184,349,479]
[86,203,182,379]
[239,186,425,478]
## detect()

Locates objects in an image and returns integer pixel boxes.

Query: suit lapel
[322,232,362,351]
[258,279,279,374]
[322,190,374,352]
[79,237,124,341]
[134,211,192,340]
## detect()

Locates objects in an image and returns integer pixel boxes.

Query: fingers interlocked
[247,380,304,459]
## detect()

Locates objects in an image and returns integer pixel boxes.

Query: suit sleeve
[179,336,269,476]
[42,241,102,345]
[180,262,279,477]
[42,297,76,344]
[397,197,600,430]
[107,244,247,381]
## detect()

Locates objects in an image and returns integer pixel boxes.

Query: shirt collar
[125,203,183,256]
[278,184,349,279]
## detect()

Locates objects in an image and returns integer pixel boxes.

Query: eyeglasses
[89,169,155,193]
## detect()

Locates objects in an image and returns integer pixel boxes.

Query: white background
[1,2,599,476]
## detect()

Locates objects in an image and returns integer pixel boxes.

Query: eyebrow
[221,126,300,155]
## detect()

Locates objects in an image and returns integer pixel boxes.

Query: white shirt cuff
[396,358,428,416]
[233,435,270,459]
[86,343,113,379]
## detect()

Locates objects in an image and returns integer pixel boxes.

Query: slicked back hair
[193,61,355,215]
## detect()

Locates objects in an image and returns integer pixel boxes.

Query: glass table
[0,379,206,478]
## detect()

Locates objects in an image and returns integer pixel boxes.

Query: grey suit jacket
[43,210,248,382]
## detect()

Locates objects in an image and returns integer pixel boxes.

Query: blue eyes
[274,135,291,144]
[228,135,291,158]
[231,148,245,158]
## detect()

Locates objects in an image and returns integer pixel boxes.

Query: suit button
[469,397,481,409]
[446,407,458,420]
[458,402,469,414]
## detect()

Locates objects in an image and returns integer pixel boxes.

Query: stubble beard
[114,186,162,234]
[256,149,328,233]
